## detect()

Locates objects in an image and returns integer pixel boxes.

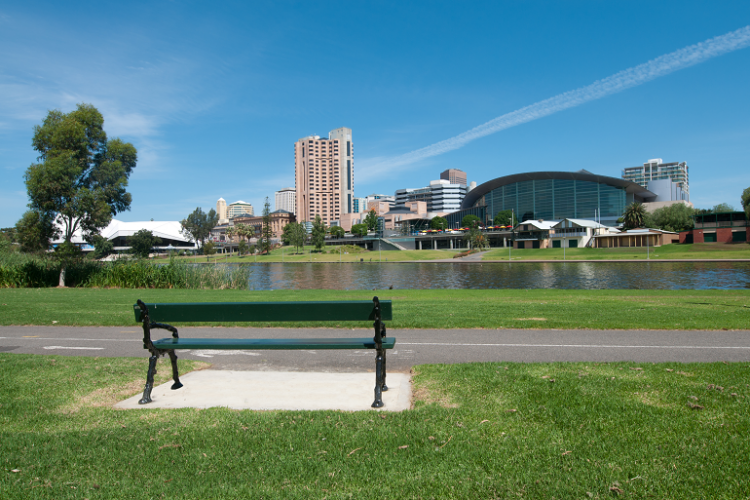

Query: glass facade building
[461,171,656,227]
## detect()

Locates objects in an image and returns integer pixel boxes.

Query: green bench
[133,296,394,408]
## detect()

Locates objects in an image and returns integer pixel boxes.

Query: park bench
[133,296,394,408]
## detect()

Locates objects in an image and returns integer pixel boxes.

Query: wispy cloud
[364,25,750,176]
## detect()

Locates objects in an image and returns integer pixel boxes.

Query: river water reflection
[237,261,750,291]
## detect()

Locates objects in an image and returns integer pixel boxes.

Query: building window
[347,141,350,156]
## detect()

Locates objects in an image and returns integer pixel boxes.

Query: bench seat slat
[152,337,396,350]
[135,301,393,323]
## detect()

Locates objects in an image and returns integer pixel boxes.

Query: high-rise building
[395,179,466,213]
[294,127,354,226]
[622,159,689,201]
[275,187,296,215]
[227,201,254,219]
[352,197,367,213]
[216,198,227,222]
[440,169,467,186]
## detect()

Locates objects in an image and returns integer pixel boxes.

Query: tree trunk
[58,265,66,288]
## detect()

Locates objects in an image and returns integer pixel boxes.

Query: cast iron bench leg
[372,347,385,408]
[168,350,183,390]
[139,355,159,404]
[382,347,388,392]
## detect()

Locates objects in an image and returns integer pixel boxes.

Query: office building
[216,198,227,223]
[395,179,466,213]
[227,201,254,219]
[294,127,354,226]
[275,187,296,215]
[622,159,689,201]
[440,169,467,186]
[352,197,367,213]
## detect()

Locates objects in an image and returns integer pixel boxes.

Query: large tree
[742,187,750,219]
[181,207,218,251]
[461,214,481,228]
[311,214,326,251]
[493,209,517,227]
[260,197,273,254]
[645,203,694,233]
[430,216,448,230]
[364,209,379,231]
[351,223,368,237]
[23,103,137,285]
[282,221,307,253]
[622,202,646,229]
[129,229,161,259]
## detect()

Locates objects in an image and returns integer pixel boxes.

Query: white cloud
[364,25,750,175]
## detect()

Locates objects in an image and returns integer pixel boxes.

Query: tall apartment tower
[440,169,467,186]
[275,187,296,215]
[216,198,227,222]
[622,159,689,201]
[294,127,354,225]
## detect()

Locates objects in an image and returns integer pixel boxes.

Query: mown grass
[159,243,750,264]
[1,288,749,329]
[483,243,750,261]
[1,353,748,499]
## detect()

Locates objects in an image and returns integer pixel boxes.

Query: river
[233,261,750,291]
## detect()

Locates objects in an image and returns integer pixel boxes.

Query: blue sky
[1,1,749,228]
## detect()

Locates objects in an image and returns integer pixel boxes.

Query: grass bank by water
[1,288,748,329]
[1,353,748,499]
[156,243,750,264]
[483,242,750,261]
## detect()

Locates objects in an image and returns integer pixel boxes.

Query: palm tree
[225,226,235,254]
[623,202,646,229]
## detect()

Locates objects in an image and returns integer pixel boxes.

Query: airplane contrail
[374,25,750,170]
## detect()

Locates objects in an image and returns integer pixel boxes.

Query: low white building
[550,219,619,248]
[51,219,197,253]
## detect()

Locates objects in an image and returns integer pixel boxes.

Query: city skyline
[1,2,749,228]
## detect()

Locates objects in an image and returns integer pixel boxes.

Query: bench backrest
[133,300,393,324]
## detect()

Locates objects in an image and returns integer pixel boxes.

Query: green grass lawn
[1,353,748,499]
[1,288,749,330]
[157,243,750,264]
[482,243,750,261]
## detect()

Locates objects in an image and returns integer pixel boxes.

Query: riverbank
[153,243,750,264]
[2,353,748,499]
[2,288,748,329]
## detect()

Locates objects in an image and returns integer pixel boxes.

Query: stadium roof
[462,170,656,209]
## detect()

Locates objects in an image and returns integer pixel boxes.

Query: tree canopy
[351,223,368,237]
[260,197,273,254]
[129,229,161,259]
[742,187,750,219]
[24,104,137,243]
[21,103,137,285]
[712,203,735,213]
[311,215,326,251]
[622,202,646,229]
[282,221,307,253]
[461,214,481,228]
[430,217,448,230]
[493,209,517,227]
[329,225,345,238]
[644,203,694,232]
[364,209,379,231]
[181,207,218,247]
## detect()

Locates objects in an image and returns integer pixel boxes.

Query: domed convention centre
[454,170,658,227]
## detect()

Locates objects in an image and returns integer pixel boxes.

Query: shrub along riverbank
[1,288,748,329]
[0,258,251,289]
[1,353,748,499]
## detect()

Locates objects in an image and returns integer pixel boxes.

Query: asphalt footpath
[4,325,750,412]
